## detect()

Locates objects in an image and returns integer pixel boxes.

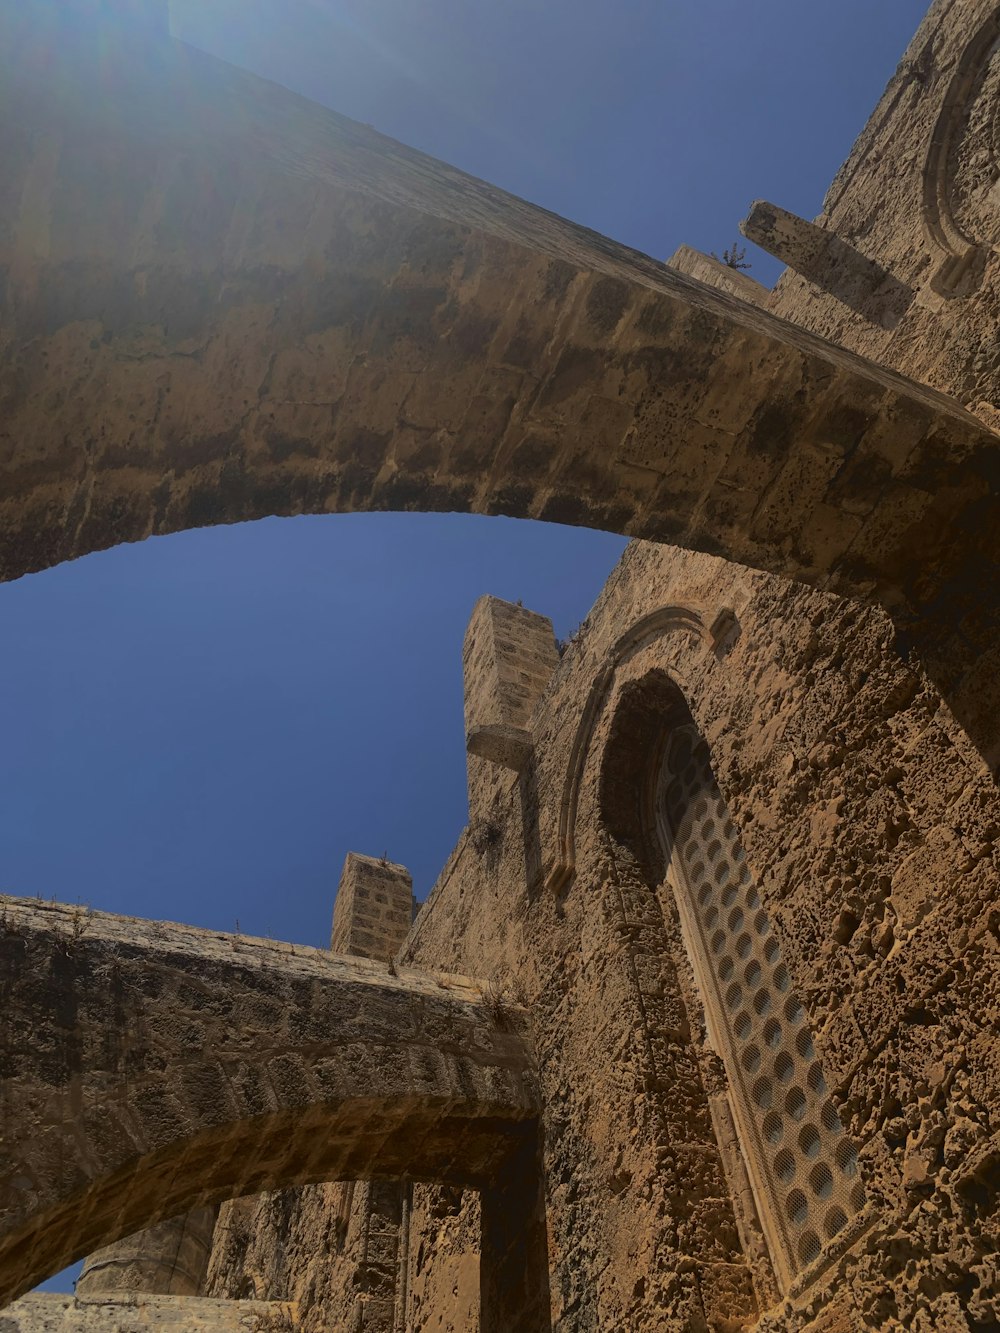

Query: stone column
[330,854,416,1329]
[75,1208,218,1297]
[345,1181,407,1332]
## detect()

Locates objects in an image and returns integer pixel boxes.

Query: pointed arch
[595,668,873,1294]
[546,606,708,893]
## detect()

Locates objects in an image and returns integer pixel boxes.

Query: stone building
[2,0,1000,1328]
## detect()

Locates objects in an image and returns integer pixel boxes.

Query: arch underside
[0,896,537,1307]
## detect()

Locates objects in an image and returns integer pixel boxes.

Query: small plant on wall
[711,241,752,270]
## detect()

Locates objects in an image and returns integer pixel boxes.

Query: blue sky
[10,0,930,1290]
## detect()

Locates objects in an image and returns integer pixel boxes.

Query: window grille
[656,724,866,1287]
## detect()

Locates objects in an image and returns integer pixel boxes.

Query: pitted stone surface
[399,537,1000,1330]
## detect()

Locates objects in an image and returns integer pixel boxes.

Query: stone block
[330,854,415,960]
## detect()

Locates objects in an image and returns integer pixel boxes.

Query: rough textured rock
[204,859,423,1332]
[3,0,1000,1328]
[463,596,560,775]
[330,855,416,963]
[399,537,1000,1330]
[75,1210,218,1298]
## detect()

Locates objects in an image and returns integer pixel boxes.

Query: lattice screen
[657,725,865,1287]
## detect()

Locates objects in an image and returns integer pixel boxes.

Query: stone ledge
[467,724,534,772]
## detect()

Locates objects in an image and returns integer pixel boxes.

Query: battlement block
[331,854,415,960]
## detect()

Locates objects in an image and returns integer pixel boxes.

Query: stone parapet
[666,244,771,306]
[0,1293,296,1331]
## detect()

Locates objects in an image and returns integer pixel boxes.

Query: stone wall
[206,857,419,1331]
[400,537,1000,1330]
[205,1182,483,1333]
[13,533,999,1326]
[75,1210,218,1298]
[755,0,1000,413]
[743,0,1000,777]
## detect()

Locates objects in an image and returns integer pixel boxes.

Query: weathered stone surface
[666,245,772,307]
[1,2,999,774]
[741,201,914,326]
[0,1292,296,1331]
[463,596,559,781]
[400,535,1000,1330]
[207,859,423,1332]
[0,6,997,648]
[0,897,536,1308]
[330,854,415,962]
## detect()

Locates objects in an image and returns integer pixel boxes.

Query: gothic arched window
[656,722,866,1289]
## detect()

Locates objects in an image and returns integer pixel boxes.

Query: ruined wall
[0,897,536,1308]
[75,1210,218,1298]
[196,534,1000,1331]
[5,1,1000,1328]
[207,1182,381,1329]
[205,1182,481,1333]
[400,538,1000,1330]
[731,0,1000,777]
[10,532,998,1330]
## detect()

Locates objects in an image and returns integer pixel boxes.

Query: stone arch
[921,6,1000,294]
[0,897,538,1309]
[597,667,693,877]
[547,608,707,891]
[581,662,771,1319]
[0,7,996,630]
